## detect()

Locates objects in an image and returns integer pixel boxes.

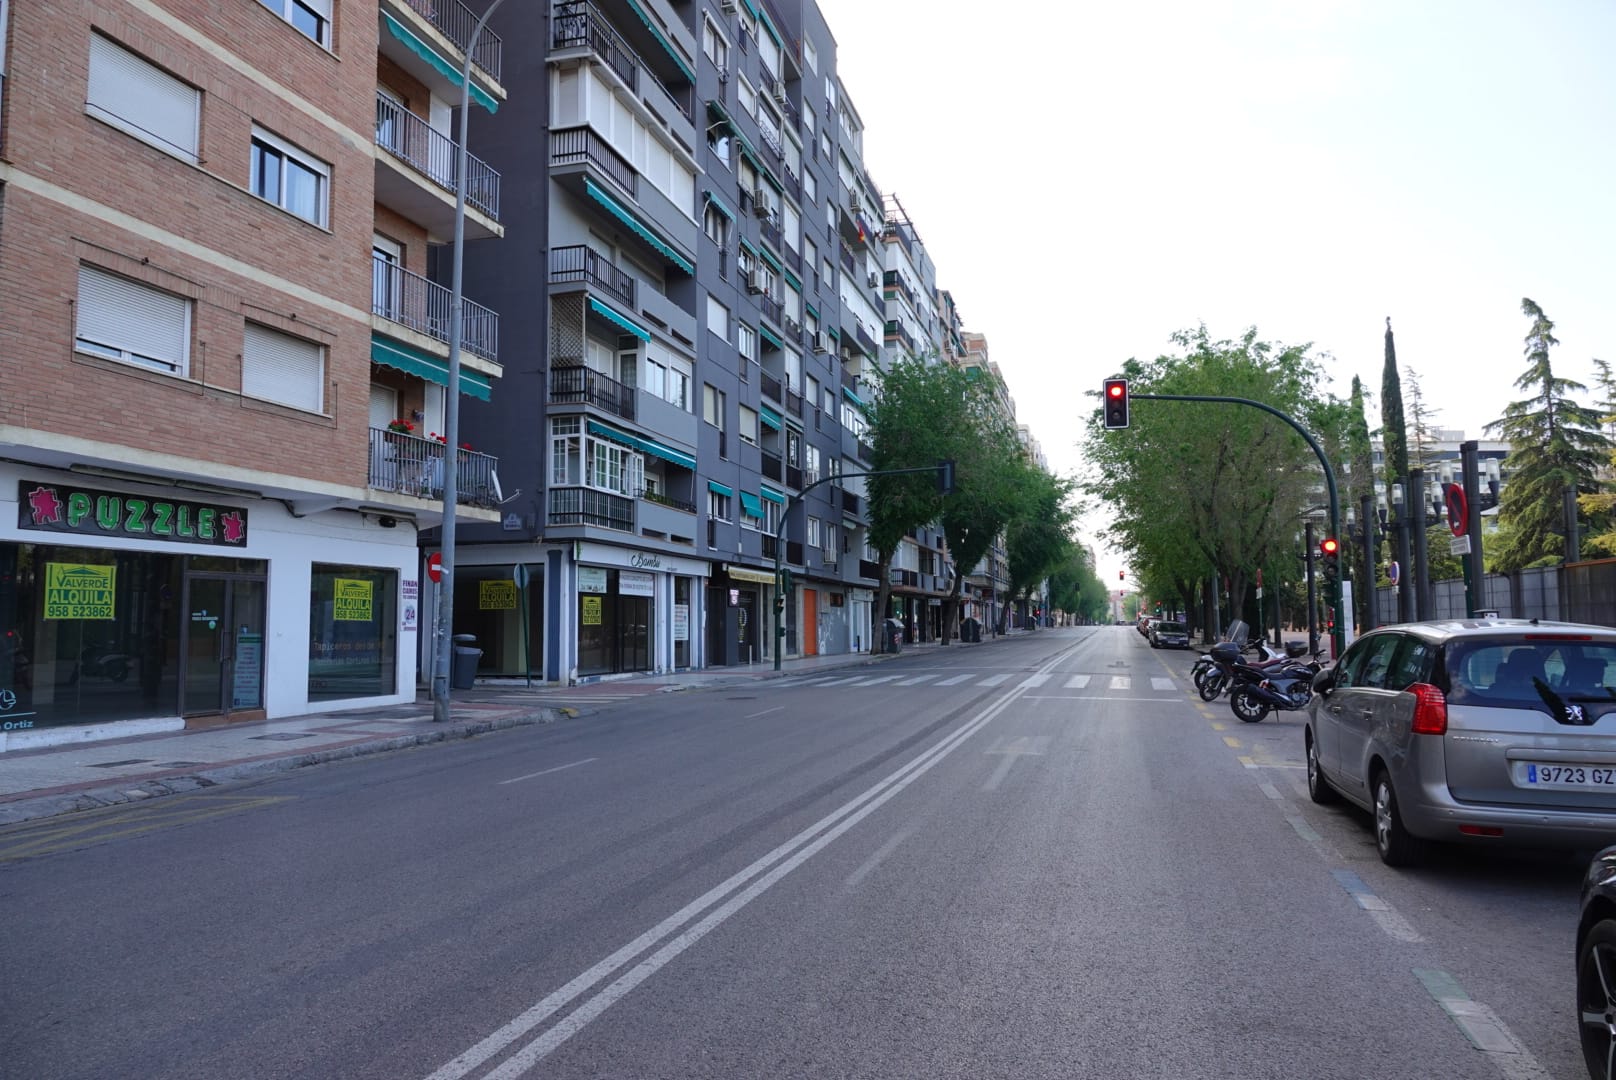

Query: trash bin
[451,633,482,689]
[884,618,904,654]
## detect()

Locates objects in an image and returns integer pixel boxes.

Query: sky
[811,0,1616,586]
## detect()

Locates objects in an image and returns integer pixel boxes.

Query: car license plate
[1516,762,1616,789]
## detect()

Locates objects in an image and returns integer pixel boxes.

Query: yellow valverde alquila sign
[45,563,117,620]
[333,578,374,621]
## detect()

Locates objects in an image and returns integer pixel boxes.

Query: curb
[0,708,562,828]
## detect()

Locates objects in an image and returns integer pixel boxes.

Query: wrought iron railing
[550,244,635,307]
[401,0,502,81]
[551,126,636,197]
[548,485,634,530]
[762,452,783,481]
[858,559,881,581]
[548,365,636,420]
[368,427,499,507]
[760,295,783,324]
[786,390,803,417]
[372,257,498,361]
[639,487,697,513]
[551,1,636,89]
[761,372,782,401]
[375,92,501,220]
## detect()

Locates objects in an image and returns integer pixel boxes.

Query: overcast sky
[813,0,1615,584]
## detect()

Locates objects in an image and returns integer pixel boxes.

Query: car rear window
[1446,638,1616,705]
[1157,622,1185,633]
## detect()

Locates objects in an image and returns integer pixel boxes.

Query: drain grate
[248,733,320,741]
[87,759,153,769]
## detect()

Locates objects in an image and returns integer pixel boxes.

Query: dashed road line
[1414,969,1552,1079]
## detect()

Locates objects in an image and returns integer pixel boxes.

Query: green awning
[755,9,783,48]
[589,298,649,341]
[371,333,492,400]
[758,247,783,272]
[842,385,866,409]
[585,420,697,469]
[783,270,802,292]
[705,190,735,221]
[625,0,697,82]
[759,486,786,505]
[381,13,498,113]
[583,178,695,273]
[587,420,638,446]
[758,324,784,350]
[708,479,734,497]
[827,327,840,339]
[739,491,764,518]
[805,303,819,320]
[759,405,782,430]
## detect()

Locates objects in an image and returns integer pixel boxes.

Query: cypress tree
[1381,318,1409,498]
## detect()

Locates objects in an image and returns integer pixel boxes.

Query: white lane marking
[1021,695,1181,702]
[842,827,915,891]
[497,759,598,786]
[426,641,1088,1080]
[814,676,869,686]
[936,674,976,686]
[896,674,938,686]
[1064,675,1091,689]
[847,674,903,686]
[1020,674,1050,688]
[1151,677,1176,691]
[1415,969,1553,1079]
[743,706,785,719]
[1110,676,1131,690]
[982,736,1049,792]
[793,677,848,687]
[979,674,1010,686]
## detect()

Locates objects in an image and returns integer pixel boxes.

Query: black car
[1577,845,1616,1078]
[1150,620,1190,649]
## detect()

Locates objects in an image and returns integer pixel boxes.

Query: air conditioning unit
[717,66,729,83]
[811,332,827,353]
[772,81,789,105]
[752,197,770,219]
[720,0,738,12]
[867,272,879,289]
[746,270,764,294]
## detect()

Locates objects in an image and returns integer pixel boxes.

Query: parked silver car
[1304,619,1616,866]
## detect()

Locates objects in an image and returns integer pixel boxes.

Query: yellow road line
[1223,736,1242,748]
[0,795,293,862]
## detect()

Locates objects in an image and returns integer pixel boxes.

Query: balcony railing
[375,91,501,220]
[551,1,637,91]
[762,534,779,560]
[639,487,697,513]
[783,316,802,340]
[548,365,636,420]
[368,427,499,508]
[858,558,881,581]
[842,490,861,516]
[760,372,782,402]
[401,0,503,81]
[762,452,783,482]
[760,219,783,249]
[551,125,636,198]
[372,257,498,361]
[855,322,878,356]
[786,464,803,489]
[839,246,855,275]
[550,244,634,307]
[786,390,803,417]
[760,295,783,324]
[548,485,634,530]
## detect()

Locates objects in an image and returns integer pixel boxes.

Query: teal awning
[589,298,649,341]
[705,191,735,221]
[755,8,783,48]
[585,420,696,469]
[827,327,840,339]
[759,404,782,430]
[758,247,782,272]
[371,333,491,400]
[758,324,784,350]
[583,178,695,274]
[842,385,866,409]
[805,303,820,320]
[381,13,498,113]
[625,0,697,82]
[739,491,764,518]
[783,270,802,293]
[587,420,638,446]
[708,479,734,497]
[759,485,786,504]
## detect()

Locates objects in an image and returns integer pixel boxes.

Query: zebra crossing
[790,671,1182,694]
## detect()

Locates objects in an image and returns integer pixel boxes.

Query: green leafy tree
[997,470,1079,633]
[1484,299,1612,569]
[1345,375,1377,628]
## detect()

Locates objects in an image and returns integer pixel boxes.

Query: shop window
[308,564,397,700]
[454,565,542,678]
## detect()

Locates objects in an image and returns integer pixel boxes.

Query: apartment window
[802,39,818,74]
[822,385,835,415]
[738,324,756,364]
[243,323,325,413]
[709,489,732,522]
[822,258,835,289]
[805,443,821,484]
[251,128,329,226]
[738,405,758,445]
[819,131,831,161]
[667,365,691,411]
[75,266,191,375]
[86,34,201,164]
[701,16,729,69]
[551,417,582,484]
[805,375,819,410]
[703,202,729,247]
[803,171,817,204]
[703,384,726,429]
[762,498,781,534]
[758,26,780,78]
[807,515,821,548]
[824,523,839,561]
[706,294,730,342]
[783,202,800,253]
[259,0,331,47]
[737,75,756,117]
[741,495,763,530]
[646,358,667,400]
[551,416,643,495]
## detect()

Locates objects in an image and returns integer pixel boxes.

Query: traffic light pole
[1129,393,1342,656]
[772,462,953,672]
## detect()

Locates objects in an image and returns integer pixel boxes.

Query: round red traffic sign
[427,551,443,583]
[1445,484,1468,537]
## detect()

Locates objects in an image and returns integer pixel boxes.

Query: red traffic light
[1319,537,1340,556]
[1118,570,1125,580]
[1107,382,1125,399]
[1103,378,1130,429]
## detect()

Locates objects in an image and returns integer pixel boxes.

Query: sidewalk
[0,634,1010,828]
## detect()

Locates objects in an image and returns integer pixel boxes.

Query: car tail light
[1458,825,1504,837]
[1408,682,1447,735]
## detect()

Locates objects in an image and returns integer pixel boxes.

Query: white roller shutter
[86,34,200,163]
[75,265,190,373]
[243,323,325,413]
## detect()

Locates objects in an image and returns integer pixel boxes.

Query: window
[783,202,800,253]
[804,171,817,204]
[738,324,756,364]
[804,238,818,273]
[805,443,821,484]
[646,358,667,400]
[703,384,726,429]
[667,365,691,411]
[822,386,835,415]
[762,498,781,534]
[805,375,819,410]
[75,265,190,375]
[86,34,201,163]
[738,75,756,116]
[758,25,780,78]
[824,523,839,561]
[822,258,835,289]
[706,294,730,342]
[702,16,729,69]
[551,416,582,485]
[251,128,329,226]
[740,493,763,530]
[709,489,731,521]
[259,0,330,47]
[550,416,644,495]
[802,39,818,74]
[820,131,831,161]
[802,106,816,139]
[738,405,758,445]
[243,323,324,412]
[309,564,398,701]
[807,516,821,548]
[704,201,729,246]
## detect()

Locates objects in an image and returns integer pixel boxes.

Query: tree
[997,469,1078,633]
[1381,318,1410,501]
[1404,365,1441,473]
[1345,376,1377,628]
[1581,359,1616,555]
[1484,299,1612,569]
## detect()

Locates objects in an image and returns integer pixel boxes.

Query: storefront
[710,563,774,667]
[1,470,419,746]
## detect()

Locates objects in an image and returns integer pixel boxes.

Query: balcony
[393,0,502,81]
[858,558,881,581]
[786,390,803,418]
[786,464,803,489]
[551,126,636,199]
[760,295,783,325]
[374,92,501,238]
[855,322,878,356]
[762,452,783,482]
[548,486,634,530]
[760,218,783,250]
[548,365,636,421]
[762,534,779,560]
[842,490,862,517]
[760,372,782,403]
[549,244,635,308]
[367,427,499,508]
[552,1,638,92]
[372,258,498,362]
[783,316,802,341]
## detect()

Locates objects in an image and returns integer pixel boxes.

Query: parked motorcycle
[1194,636,1294,701]
[1226,648,1320,723]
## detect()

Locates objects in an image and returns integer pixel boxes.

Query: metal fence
[1375,559,1616,627]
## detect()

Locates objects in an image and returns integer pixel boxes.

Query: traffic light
[936,458,956,495]
[1103,378,1130,429]
[1118,570,1125,581]
[1319,537,1340,583]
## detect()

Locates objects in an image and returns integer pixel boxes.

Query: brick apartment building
[0,0,506,746]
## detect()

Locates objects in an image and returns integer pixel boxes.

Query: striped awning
[583,178,694,274]
[588,298,649,341]
[759,405,783,430]
[371,334,492,400]
[760,486,786,504]
[708,479,734,497]
[381,13,498,113]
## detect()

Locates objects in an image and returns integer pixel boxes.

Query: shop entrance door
[182,575,267,719]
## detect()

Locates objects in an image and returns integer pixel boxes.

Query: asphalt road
[0,627,1589,1079]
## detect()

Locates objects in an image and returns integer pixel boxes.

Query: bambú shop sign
[18,481,248,546]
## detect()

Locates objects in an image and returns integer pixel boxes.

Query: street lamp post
[432,0,505,722]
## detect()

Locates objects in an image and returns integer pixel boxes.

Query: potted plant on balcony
[385,418,416,443]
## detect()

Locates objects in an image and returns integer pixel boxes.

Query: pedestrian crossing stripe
[1020,674,1050,688]
[936,674,975,686]
[1110,676,1130,690]
[1151,677,1176,691]
[979,674,1011,686]
[1065,675,1090,689]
